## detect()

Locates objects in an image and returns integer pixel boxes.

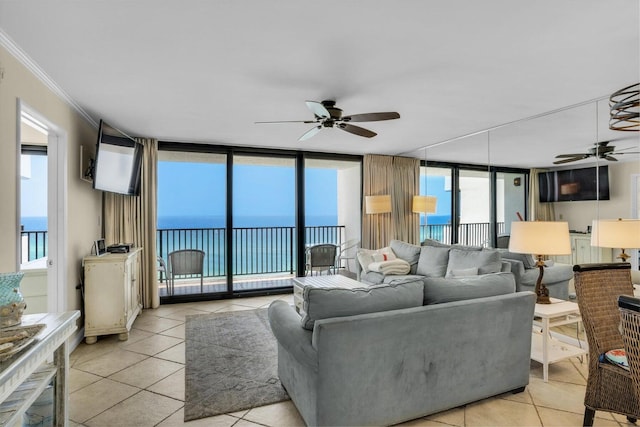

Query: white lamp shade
[412,195,437,213]
[508,221,572,256]
[591,219,640,249]
[365,195,392,214]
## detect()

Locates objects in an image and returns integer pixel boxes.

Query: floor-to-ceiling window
[157,143,363,303]
[419,165,453,244]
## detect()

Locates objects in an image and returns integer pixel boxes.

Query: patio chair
[306,244,338,276]
[157,256,168,290]
[573,262,640,426]
[168,249,205,294]
[337,239,359,273]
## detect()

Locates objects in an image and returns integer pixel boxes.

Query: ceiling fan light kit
[609,83,640,132]
[256,100,400,141]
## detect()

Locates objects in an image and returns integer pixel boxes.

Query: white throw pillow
[357,247,396,273]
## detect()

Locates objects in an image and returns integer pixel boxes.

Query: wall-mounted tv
[538,165,610,202]
[93,120,142,196]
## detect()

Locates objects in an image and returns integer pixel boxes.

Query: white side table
[531,298,588,382]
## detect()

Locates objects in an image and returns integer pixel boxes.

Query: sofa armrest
[268,300,318,370]
[503,258,525,280]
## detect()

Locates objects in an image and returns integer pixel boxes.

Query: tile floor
[69,294,628,427]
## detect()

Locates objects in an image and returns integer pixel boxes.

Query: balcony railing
[20,221,506,273]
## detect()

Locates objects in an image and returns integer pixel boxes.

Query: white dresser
[83,248,142,344]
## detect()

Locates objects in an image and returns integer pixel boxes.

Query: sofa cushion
[422,239,482,251]
[300,279,424,330]
[390,240,421,274]
[360,271,384,285]
[497,249,537,269]
[423,272,516,304]
[416,246,450,277]
[357,247,395,273]
[446,249,501,278]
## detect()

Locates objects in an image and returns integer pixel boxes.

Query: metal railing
[20,222,506,272]
[157,225,346,278]
[20,231,48,263]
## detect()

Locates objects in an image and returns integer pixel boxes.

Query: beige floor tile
[73,348,149,377]
[229,295,283,308]
[500,386,534,405]
[109,356,183,389]
[83,390,183,427]
[530,359,587,385]
[161,307,211,321]
[121,334,183,356]
[156,342,186,364]
[424,406,465,426]
[213,304,256,314]
[232,420,267,427]
[160,323,186,339]
[69,378,140,423]
[395,416,459,426]
[69,368,102,393]
[157,408,238,427]
[117,326,155,346]
[229,409,250,418]
[69,421,87,427]
[70,337,122,366]
[243,400,306,427]
[143,304,188,317]
[187,300,236,312]
[132,314,184,334]
[537,406,620,427]
[527,376,586,414]
[148,368,185,401]
[465,397,542,427]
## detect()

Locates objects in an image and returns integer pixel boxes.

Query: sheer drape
[104,138,159,308]
[362,154,420,249]
[529,168,555,221]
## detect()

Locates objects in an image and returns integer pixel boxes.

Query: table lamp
[412,195,437,214]
[509,221,572,304]
[591,218,640,262]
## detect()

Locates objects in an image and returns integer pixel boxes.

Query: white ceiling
[1,0,639,168]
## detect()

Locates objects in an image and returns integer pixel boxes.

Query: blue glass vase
[0,272,26,327]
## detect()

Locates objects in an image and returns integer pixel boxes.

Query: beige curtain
[362,155,420,249]
[392,156,420,244]
[362,155,393,249]
[529,168,555,221]
[104,138,159,308]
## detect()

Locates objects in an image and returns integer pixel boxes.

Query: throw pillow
[390,240,421,274]
[300,279,424,330]
[357,247,395,273]
[421,238,450,248]
[416,246,450,277]
[602,348,629,371]
[445,248,501,278]
[423,272,516,304]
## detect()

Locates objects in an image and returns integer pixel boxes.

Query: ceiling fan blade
[603,155,618,162]
[305,101,330,119]
[553,155,589,165]
[255,120,318,124]
[337,123,377,138]
[555,153,590,158]
[611,151,640,155]
[298,126,322,141]
[342,112,400,122]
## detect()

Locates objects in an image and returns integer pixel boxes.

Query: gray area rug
[184,308,289,421]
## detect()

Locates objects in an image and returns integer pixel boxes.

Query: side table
[532,298,588,382]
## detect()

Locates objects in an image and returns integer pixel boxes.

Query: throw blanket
[368,258,411,275]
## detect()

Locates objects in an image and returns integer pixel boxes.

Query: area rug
[184,308,289,421]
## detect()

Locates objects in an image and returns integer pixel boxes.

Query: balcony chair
[573,262,640,426]
[337,239,359,273]
[306,244,338,276]
[168,249,205,294]
[157,256,168,291]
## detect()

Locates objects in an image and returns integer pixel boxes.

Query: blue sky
[157,161,338,224]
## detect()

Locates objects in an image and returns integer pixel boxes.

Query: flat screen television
[538,165,610,202]
[93,120,142,196]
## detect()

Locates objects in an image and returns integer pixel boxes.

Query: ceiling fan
[255,100,400,141]
[553,140,640,165]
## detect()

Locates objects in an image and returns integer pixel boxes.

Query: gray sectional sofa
[358,239,573,300]
[268,280,536,426]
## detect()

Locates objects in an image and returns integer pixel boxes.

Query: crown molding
[0,28,98,128]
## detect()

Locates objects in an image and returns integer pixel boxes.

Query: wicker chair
[574,263,640,426]
[619,295,640,414]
